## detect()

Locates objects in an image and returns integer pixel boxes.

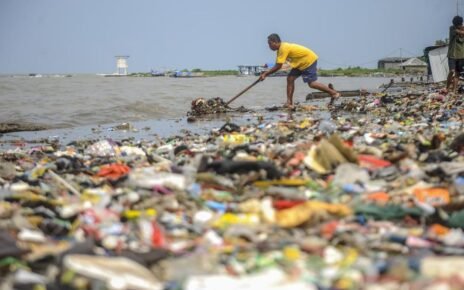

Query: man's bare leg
[446,71,455,93]
[454,73,460,94]
[308,81,340,105]
[286,75,298,109]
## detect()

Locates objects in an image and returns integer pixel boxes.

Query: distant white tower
[115,56,129,75]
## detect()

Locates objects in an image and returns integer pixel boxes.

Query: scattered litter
[1,81,464,289]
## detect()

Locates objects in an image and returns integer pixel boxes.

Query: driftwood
[306,90,366,100]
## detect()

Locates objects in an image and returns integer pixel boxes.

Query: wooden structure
[378,57,406,69]
[306,90,364,100]
[399,58,427,73]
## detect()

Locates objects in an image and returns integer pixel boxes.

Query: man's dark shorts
[449,58,464,73]
[288,61,318,83]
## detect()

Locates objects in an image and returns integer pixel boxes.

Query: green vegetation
[200,70,238,76]
[319,66,404,77]
[128,69,238,77]
[188,68,238,76]
[129,67,409,78]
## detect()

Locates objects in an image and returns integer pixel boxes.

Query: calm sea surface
[0,75,390,129]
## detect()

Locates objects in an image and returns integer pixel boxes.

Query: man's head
[453,15,463,27]
[267,33,281,51]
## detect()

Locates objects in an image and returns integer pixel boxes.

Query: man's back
[449,26,464,59]
[277,42,318,70]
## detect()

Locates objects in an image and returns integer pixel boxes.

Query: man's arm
[259,63,283,81]
[457,26,464,36]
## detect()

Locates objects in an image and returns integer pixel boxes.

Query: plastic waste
[318,120,337,134]
[413,187,450,206]
[275,201,352,228]
[218,134,252,146]
[2,80,464,289]
[185,268,315,290]
[212,213,260,229]
[421,256,464,279]
[332,163,370,187]
[96,163,131,181]
[128,168,187,190]
[63,255,163,290]
[85,140,120,157]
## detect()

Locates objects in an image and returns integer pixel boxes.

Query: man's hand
[457,28,464,36]
[260,64,282,81]
[259,72,268,81]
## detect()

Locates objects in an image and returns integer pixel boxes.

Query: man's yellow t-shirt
[276,42,318,70]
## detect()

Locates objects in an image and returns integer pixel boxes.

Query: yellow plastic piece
[299,119,313,129]
[276,201,352,228]
[253,178,311,187]
[122,208,157,219]
[283,246,301,262]
[220,134,252,145]
[340,248,358,267]
[212,213,260,229]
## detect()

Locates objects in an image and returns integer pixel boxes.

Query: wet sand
[0,122,50,134]
[0,107,331,149]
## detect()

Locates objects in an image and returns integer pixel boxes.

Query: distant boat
[169,71,204,78]
[150,70,165,77]
[249,62,291,77]
[254,70,289,77]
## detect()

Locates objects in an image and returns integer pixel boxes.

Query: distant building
[115,56,129,75]
[96,55,130,77]
[238,65,265,76]
[377,57,407,69]
[398,57,427,73]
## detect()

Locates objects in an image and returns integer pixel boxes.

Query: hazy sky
[0,0,458,73]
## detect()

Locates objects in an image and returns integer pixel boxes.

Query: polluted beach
[2,77,464,289]
[1,3,463,290]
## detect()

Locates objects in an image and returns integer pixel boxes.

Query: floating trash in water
[188,97,230,116]
[187,97,249,117]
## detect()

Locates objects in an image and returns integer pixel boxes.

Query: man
[259,34,340,109]
[447,16,464,93]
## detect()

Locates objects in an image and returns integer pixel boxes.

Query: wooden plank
[305,90,361,100]
[379,82,427,88]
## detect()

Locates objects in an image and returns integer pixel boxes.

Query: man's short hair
[268,33,281,43]
[453,15,463,27]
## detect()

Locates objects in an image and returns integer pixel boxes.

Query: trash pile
[2,83,464,289]
[188,97,230,117]
[187,97,249,118]
[334,85,462,121]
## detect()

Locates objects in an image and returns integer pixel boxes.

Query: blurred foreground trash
[2,81,464,289]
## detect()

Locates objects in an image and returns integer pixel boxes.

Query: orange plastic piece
[96,163,131,181]
[320,221,339,239]
[413,188,450,206]
[366,192,390,203]
[358,154,392,169]
[343,140,353,148]
[287,151,306,167]
[428,223,450,236]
